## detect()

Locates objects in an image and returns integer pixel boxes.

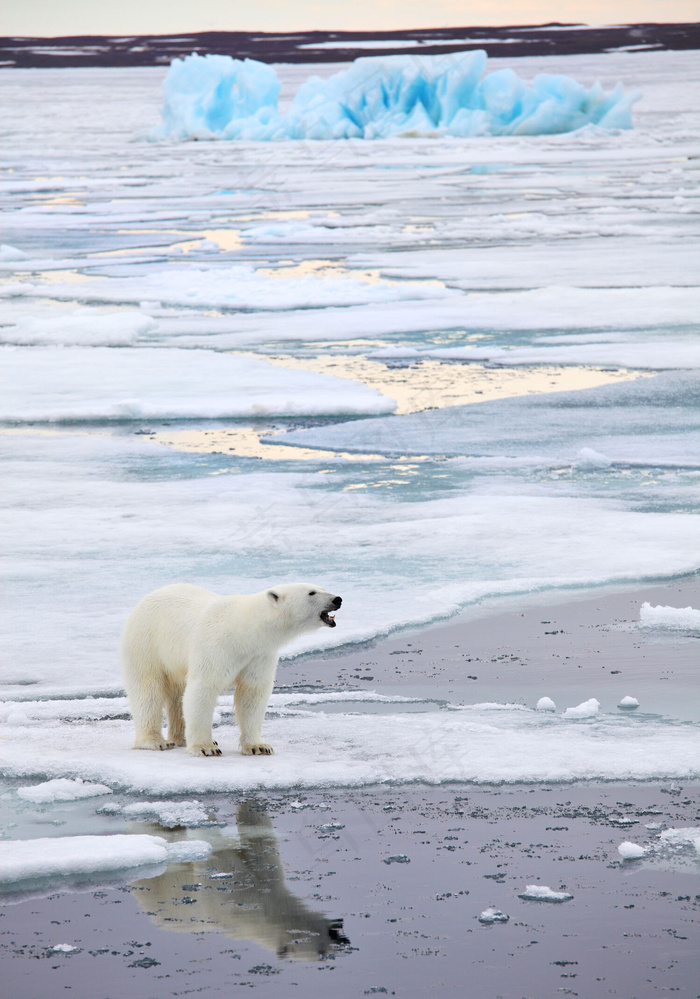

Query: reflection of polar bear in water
[131,802,350,960]
[121,582,342,756]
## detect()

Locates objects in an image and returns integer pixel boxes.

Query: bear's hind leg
[165,680,187,747]
[129,678,174,751]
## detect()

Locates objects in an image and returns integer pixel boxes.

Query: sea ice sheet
[1,692,698,794]
[0,346,394,422]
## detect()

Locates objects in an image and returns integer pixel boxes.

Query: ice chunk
[575,447,613,468]
[121,799,211,828]
[618,841,646,859]
[518,885,573,902]
[536,697,556,712]
[0,834,211,885]
[563,698,600,719]
[152,53,280,141]
[618,696,640,710]
[16,778,113,803]
[383,855,411,864]
[639,602,700,631]
[478,908,509,923]
[152,52,639,141]
[51,944,78,953]
[0,244,29,261]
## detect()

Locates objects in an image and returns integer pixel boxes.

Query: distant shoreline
[1,22,699,69]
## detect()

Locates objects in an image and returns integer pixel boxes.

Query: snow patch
[536,697,556,712]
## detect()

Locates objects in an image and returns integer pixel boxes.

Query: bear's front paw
[134,737,176,751]
[187,741,222,757]
[241,742,274,756]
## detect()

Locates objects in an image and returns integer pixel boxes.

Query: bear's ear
[267,590,280,604]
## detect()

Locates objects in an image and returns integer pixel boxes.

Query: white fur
[120,582,341,756]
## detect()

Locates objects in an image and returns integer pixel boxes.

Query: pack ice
[152,51,639,141]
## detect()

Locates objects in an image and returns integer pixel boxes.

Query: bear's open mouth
[320,610,336,628]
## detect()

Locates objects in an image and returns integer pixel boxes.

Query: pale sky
[2,0,698,36]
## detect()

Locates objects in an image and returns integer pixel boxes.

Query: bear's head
[266,583,342,634]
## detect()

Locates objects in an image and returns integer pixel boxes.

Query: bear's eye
[308,590,316,596]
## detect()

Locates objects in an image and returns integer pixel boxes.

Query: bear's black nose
[332,596,342,609]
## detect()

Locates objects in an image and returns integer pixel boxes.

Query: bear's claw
[242,743,274,756]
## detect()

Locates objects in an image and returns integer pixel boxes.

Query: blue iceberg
[151,52,640,141]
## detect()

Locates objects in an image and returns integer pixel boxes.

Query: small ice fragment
[518,885,573,902]
[479,908,509,923]
[618,696,639,710]
[0,244,29,261]
[122,800,210,828]
[658,827,700,852]
[383,855,410,865]
[563,698,600,719]
[618,841,646,860]
[17,778,113,803]
[51,944,78,953]
[536,696,556,712]
[645,822,662,830]
[165,840,212,863]
[576,447,613,468]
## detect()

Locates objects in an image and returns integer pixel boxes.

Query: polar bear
[120,582,341,757]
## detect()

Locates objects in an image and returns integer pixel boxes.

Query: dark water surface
[2,782,698,998]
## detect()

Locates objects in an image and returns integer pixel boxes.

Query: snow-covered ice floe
[478,908,510,923]
[16,777,113,803]
[0,834,211,888]
[151,52,639,141]
[518,885,573,902]
[1,692,698,794]
[638,602,700,632]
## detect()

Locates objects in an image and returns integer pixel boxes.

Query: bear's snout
[331,595,342,609]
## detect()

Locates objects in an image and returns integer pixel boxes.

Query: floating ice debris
[518,885,573,902]
[563,698,600,719]
[658,827,700,853]
[51,944,78,953]
[0,244,29,261]
[575,447,613,468]
[16,778,113,803]
[639,602,700,631]
[383,855,411,864]
[152,52,639,141]
[479,908,510,923]
[618,696,640,710]
[536,697,557,712]
[120,800,211,828]
[165,840,213,863]
[0,834,212,885]
[618,841,647,859]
